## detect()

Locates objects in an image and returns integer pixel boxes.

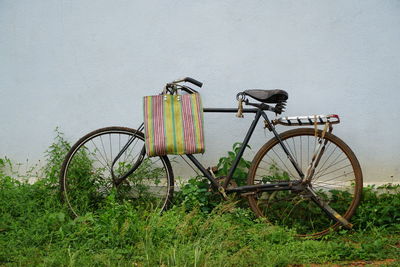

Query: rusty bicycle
[60,77,363,237]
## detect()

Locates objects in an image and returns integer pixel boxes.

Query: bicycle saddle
[243,89,288,104]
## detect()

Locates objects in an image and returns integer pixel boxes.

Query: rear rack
[272,114,340,126]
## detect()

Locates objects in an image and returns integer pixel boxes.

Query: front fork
[110,123,146,187]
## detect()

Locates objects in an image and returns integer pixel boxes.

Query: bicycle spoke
[99,135,110,167]
[314,171,355,185]
[292,136,298,164]
[314,143,335,175]
[314,153,346,178]
[259,159,293,177]
[90,140,110,169]
[124,136,141,163]
[307,136,310,166]
[90,151,108,170]
[314,163,352,180]
[284,139,298,166]
[109,134,113,164]
[300,136,302,170]
[270,148,298,179]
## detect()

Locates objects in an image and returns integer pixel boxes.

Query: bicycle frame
[185,106,305,196]
[108,98,353,228]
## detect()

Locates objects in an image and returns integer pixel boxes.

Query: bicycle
[60,77,363,237]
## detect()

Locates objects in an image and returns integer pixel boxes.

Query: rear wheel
[247,128,362,237]
[60,126,174,217]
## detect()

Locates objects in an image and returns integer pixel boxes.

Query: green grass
[0,132,399,266]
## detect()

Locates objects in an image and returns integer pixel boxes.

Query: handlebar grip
[184,77,203,88]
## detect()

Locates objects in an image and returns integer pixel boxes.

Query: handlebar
[173,77,203,88]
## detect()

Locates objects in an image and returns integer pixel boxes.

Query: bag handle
[163,83,199,95]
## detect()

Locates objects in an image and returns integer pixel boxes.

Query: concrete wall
[1,0,399,183]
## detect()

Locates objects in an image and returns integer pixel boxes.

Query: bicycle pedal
[207,166,218,174]
[218,187,228,200]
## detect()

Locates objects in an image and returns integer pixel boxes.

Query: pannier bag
[143,93,205,157]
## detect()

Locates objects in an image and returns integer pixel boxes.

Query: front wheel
[247,128,363,237]
[60,126,174,217]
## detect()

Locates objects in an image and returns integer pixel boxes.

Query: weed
[0,131,399,266]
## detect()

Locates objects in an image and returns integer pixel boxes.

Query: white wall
[1,0,399,183]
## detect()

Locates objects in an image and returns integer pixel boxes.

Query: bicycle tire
[60,126,174,217]
[247,128,362,237]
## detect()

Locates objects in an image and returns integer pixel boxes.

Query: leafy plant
[215,142,252,186]
[175,176,219,213]
[43,128,71,186]
[351,185,400,230]
[260,162,290,183]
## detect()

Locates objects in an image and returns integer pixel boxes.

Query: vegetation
[0,132,399,266]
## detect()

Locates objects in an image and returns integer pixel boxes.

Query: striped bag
[143,93,205,157]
